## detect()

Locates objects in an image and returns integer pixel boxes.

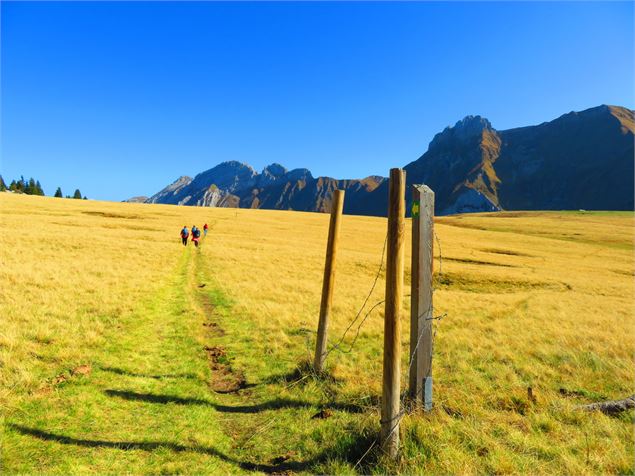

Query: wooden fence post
[381,168,406,458]
[408,184,435,410]
[314,189,345,373]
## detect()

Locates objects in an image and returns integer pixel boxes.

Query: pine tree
[73,189,82,199]
[26,178,36,195]
[83,196,87,200]
[54,187,63,198]
[0,176,6,191]
[9,180,18,192]
[35,180,44,196]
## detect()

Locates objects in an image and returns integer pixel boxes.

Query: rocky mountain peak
[145,175,192,204]
[262,163,287,177]
[285,168,313,182]
[455,115,492,134]
[174,176,192,185]
[164,175,192,192]
[429,115,494,150]
[123,196,149,203]
[258,163,289,187]
[214,160,256,174]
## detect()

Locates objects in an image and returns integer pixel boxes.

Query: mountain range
[141,105,634,215]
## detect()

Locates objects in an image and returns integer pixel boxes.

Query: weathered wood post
[314,189,345,373]
[408,184,435,410]
[381,168,406,458]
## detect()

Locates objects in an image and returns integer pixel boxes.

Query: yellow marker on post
[411,200,420,218]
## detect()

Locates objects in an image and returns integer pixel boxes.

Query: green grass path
[3,241,374,474]
[4,246,240,473]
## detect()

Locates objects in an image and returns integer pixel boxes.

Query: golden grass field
[1,192,633,474]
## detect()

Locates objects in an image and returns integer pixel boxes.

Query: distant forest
[0,175,86,199]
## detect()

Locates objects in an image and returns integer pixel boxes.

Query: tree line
[0,175,86,199]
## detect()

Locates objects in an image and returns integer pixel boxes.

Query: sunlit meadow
[1,193,632,474]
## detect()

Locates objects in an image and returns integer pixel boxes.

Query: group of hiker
[180,223,208,247]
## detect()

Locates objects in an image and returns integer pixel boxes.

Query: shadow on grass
[10,423,379,473]
[104,389,365,414]
[212,382,258,394]
[101,366,200,381]
[262,360,340,387]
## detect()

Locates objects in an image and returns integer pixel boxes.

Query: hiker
[180,226,189,246]
[191,225,201,247]
[203,223,209,237]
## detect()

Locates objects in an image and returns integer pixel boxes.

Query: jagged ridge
[146,104,634,215]
[146,161,384,213]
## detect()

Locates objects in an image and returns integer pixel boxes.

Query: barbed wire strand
[320,233,388,362]
[329,299,385,355]
[325,226,446,362]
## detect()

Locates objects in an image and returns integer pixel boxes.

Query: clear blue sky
[2,1,633,201]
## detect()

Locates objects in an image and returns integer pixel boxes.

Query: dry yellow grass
[1,192,633,474]
[1,194,181,404]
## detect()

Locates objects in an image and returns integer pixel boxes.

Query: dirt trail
[184,240,300,472]
[186,242,249,395]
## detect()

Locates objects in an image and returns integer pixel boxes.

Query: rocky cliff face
[407,115,503,215]
[348,105,634,216]
[147,105,634,215]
